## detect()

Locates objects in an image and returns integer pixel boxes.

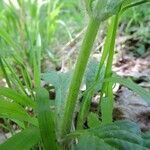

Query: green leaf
[77,87,96,129]
[76,120,147,150]
[0,28,18,50]
[87,0,126,21]
[75,134,113,150]
[84,59,105,93]
[85,59,104,89]
[87,112,101,128]
[42,71,71,117]
[104,138,147,150]
[0,87,35,108]
[109,75,150,105]
[121,0,150,14]
[33,48,41,88]
[0,99,37,126]
[142,132,150,148]
[0,127,40,150]
[89,120,141,135]
[36,88,58,150]
[0,58,11,87]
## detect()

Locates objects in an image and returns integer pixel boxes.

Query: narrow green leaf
[36,88,58,150]
[3,59,27,94]
[109,76,150,105]
[0,99,37,126]
[33,48,41,88]
[0,28,18,50]
[13,56,33,90]
[0,87,35,108]
[0,58,12,87]
[0,127,40,150]
[121,0,150,14]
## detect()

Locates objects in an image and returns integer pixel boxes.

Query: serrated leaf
[95,130,143,145]
[89,120,141,135]
[36,88,58,150]
[0,127,40,150]
[0,87,35,108]
[76,120,147,150]
[104,138,147,150]
[75,134,113,150]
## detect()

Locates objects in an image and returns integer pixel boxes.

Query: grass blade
[0,98,37,126]
[0,127,40,150]
[0,87,35,108]
[36,88,58,150]
[109,75,150,105]
[0,58,12,88]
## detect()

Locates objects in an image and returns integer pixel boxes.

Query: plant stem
[76,18,116,128]
[100,14,119,124]
[60,18,100,138]
[104,15,119,79]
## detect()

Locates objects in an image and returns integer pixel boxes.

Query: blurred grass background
[0,0,149,78]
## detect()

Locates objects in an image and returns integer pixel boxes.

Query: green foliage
[0,98,37,126]
[109,75,150,105]
[75,120,150,150]
[36,88,58,150]
[85,59,104,89]
[42,71,71,114]
[0,87,35,108]
[87,112,101,128]
[85,0,125,21]
[0,0,150,150]
[0,127,40,150]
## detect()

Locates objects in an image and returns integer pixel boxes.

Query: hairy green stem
[60,18,100,138]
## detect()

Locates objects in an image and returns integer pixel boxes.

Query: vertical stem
[60,18,100,138]
[100,14,120,124]
[76,17,118,128]
[105,15,119,78]
[95,20,115,81]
